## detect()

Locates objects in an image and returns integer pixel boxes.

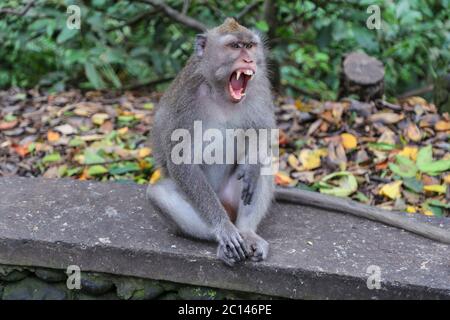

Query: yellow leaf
[406,206,416,213]
[47,130,60,142]
[298,149,323,170]
[398,146,418,161]
[340,133,357,149]
[91,113,109,125]
[78,168,89,181]
[435,120,450,131]
[423,184,447,194]
[423,210,434,216]
[379,180,402,200]
[275,171,294,186]
[287,154,302,171]
[138,147,152,158]
[444,174,450,184]
[117,127,128,136]
[134,113,145,120]
[149,169,162,185]
[404,96,427,106]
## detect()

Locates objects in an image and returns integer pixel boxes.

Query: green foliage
[0,0,449,97]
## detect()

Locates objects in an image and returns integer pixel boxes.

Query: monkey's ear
[195,34,207,57]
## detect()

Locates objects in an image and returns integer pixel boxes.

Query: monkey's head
[195,18,266,104]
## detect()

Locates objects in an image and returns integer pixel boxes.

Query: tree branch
[235,0,262,20]
[0,0,36,16]
[137,0,207,32]
[106,8,161,32]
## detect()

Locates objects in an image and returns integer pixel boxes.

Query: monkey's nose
[243,58,254,64]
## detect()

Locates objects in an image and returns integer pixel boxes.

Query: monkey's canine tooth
[236,71,242,81]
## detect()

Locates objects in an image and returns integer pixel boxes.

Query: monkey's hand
[237,165,260,205]
[215,221,248,265]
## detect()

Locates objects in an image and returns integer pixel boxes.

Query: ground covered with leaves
[0,89,449,217]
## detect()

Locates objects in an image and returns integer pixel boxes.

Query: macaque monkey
[147,19,450,265]
[147,18,276,266]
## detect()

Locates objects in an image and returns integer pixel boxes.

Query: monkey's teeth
[236,71,242,81]
[243,69,253,75]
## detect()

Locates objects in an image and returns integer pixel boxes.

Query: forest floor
[0,88,449,217]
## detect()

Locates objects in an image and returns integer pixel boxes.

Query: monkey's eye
[245,43,253,49]
[229,42,241,49]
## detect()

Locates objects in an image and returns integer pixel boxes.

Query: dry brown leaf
[405,122,422,142]
[369,112,404,124]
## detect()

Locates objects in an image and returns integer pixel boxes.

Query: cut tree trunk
[338,52,385,102]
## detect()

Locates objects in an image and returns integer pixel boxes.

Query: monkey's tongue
[229,72,246,100]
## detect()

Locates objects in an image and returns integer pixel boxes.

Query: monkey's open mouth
[228,69,254,102]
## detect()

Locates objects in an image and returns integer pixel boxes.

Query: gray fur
[147,19,275,266]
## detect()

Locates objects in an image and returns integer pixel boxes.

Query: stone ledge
[0,177,449,299]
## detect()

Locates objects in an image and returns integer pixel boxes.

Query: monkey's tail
[274,187,450,245]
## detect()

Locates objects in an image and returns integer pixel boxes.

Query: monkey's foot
[241,231,269,262]
[217,244,240,267]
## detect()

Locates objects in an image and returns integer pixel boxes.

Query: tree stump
[338,52,385,102]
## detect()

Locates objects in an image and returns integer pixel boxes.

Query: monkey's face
[199,30,264,104]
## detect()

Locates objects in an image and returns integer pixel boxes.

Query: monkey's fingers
[226,242,242,261]
[230,237,247,260]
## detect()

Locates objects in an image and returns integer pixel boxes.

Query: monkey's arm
[166,162,248,257]
[237,163,260,205]
[275,187,450,244]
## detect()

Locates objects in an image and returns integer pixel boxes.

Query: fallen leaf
[434,120,450,131]
[423,184,447,194]
[299,149,324,170]
[54,124,77,135]
[150,169,162,184]
[47,130,61,142]
[406,206,416,213]
[398,146,418,161]
[388,155,418,178]
[287,154,302,171]
[11,143,30,157]
[143,102,154,110]
[319,171,357,197]
[117,127,129,136]
[405,122,422,142]
[404,96,427,106]
[416,145,450,175]
[92,113,110,125]
[0,119,18,131]
[341,133,357,149]
[42,152,61,164]
[138,147,152,158]
[379,180,402,200]
[369,112,404,124]
[88,165,108,176]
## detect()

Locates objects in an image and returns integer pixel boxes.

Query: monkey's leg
[146,178,215,241]
[147,178,242,266]
[235,173,274,262]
